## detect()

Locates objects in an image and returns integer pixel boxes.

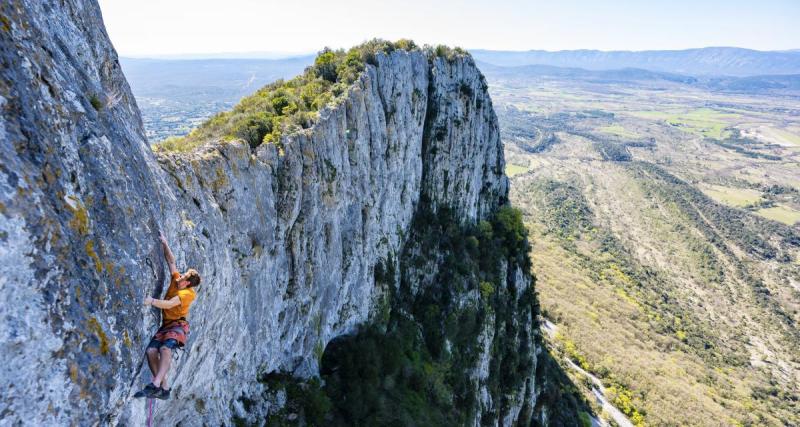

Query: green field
[700,184,762,207]
[756,205,800,225]
[505,163,530,177]
[597,124,640,139]
[492,72,800,426]
[763,127,800,146]
[628,108,740,138]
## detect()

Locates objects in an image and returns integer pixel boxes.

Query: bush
[319,320,455,426]
[480,281,495,299]
[89,94,103,111]
[154,39,471,154]
[429,45,469,62]
[492,206,532,270]
[314,48,339,83]
[234,199,541,426]
[259,373,332,426]
[158,40,417,153]
[231,112,273,148]
[594,140,631,161]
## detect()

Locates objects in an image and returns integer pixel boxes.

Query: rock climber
[134,233,201,400]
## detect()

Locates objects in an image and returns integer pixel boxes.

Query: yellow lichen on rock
[84,240,102,273]
[65,195,89,235]
[86,317,110,355]
[212,166,228,191]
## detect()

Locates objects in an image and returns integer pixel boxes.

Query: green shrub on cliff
[155,39,422,153]
[89,94,103,111]
[431,44,469,62]
[254,204,540,426]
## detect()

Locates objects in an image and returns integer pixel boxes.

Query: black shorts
[147,338,179,350]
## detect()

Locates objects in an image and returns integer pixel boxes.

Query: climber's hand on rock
[159,233,168,245]
[144,296,153,306]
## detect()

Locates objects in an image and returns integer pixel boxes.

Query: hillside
[120,56,313,141]
[476,62,800,97]
[472,47,800,76]
[120,48,800,144]
[489,64,800,425]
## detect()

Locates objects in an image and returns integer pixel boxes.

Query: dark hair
[184,269,201,288]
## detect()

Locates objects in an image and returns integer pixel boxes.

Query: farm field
[486,69,800,426]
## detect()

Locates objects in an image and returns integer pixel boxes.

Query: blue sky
[98,0,799,56]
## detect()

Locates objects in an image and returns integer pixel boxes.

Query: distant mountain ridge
[471,47,800,77]
[120,56,314,98]
[476,61,800,96]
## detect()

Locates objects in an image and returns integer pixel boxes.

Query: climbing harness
[162,319,189,360]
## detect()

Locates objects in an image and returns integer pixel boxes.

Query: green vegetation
[253,373,332,427]
[594,140,632,161]
[699,184,763,207]
[154,39,473,153]
[597,124,639,139]
[514,171,800,425]
[89,94,103,111]
[234,203,578,425]
[505,163,530,177]
[389,203,535,424]
[578,411,593,427]
[532,346,595,427]
[320,320,463,425]
[756,205,800,225]
[708,135,782,161]
[155,40,416,153]
[761,127,800,146]
[525,180,593,240]
[496,72,800,426]
[631,162,797,261]
[606,384,646,426]
[525,178,732,365]
[558,334,590,371]
[430,44,470,62]
[628,108,739,139]
[669,108,739,138]
[549,332,647,426]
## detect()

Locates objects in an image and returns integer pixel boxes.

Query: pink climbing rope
[147,398,154,427]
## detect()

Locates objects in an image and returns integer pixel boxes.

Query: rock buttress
[0,1,536,425]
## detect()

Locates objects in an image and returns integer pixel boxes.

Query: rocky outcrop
[0,1,536,425]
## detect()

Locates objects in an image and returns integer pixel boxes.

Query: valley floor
[488,73,800,426]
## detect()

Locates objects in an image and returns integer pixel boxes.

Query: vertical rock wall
[0,1,535,425]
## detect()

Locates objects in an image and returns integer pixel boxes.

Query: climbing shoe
[134,383,159,398]
[154,387,171,400]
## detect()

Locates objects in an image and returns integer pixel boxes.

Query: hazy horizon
[98,0,800,57]
[118,46,799,61]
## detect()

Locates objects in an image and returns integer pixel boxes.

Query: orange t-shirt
[163,271,196,322]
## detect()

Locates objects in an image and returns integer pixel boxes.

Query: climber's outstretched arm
[159,233,178,275]
[145,295,181,309]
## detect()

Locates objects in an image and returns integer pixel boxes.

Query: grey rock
[0,0,537,425]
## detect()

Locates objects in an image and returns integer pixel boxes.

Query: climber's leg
[159,370,169,391]
[152,341,175,388]
[145,342,160,377]
[134,342,163,398]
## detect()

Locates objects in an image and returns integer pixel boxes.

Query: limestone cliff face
[0,1,535,426]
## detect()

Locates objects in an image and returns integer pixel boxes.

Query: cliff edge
[0,1,539,425]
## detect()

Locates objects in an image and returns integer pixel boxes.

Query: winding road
[540,319,634,427]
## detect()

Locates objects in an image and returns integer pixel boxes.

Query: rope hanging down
[147,398,154,427]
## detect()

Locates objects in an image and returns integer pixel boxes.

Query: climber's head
[177,269,201,289]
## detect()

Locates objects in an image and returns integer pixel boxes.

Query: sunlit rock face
[0,1,535,425]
